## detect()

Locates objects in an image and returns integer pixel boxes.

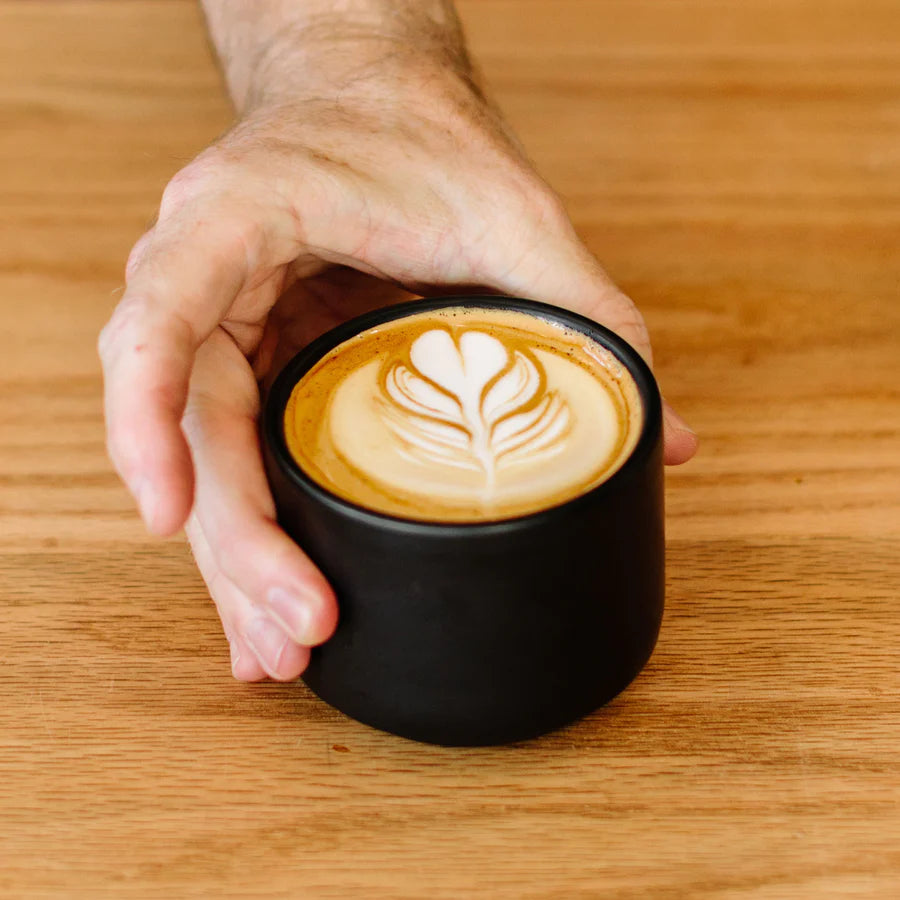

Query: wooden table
[2,1,898,896]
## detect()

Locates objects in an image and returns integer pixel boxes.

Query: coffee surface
[283,307,643,522]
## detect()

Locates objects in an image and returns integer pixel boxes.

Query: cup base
[301,633,658,747]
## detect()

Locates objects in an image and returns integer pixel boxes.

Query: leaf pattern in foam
[380,328,572,488]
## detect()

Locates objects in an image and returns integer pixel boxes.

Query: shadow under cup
[262,296,664,746]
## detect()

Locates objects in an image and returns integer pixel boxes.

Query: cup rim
[263,295,662,536]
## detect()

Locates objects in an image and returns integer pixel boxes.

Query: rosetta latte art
[380,329,571,492]
[283,306,642,521]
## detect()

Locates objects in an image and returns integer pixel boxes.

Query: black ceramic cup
[262,296,664,746]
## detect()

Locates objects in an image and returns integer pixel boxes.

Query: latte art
[381,329,571,492]
[283,307,643,522]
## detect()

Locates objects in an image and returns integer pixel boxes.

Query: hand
[99,38,697,683]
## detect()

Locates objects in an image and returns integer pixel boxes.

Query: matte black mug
[262,296,664,746]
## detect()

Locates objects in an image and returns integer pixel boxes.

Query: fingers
[98,295,198,535]
[663,401,699,465]
[183,332,338,678]
[98,179,260,535]
[186,516,310,682]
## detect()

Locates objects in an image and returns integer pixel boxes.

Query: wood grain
[1,1,898,897]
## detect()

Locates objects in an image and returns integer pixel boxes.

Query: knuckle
[97,293,145,363]
[158,149,232,218]
[158,169,199,218]
[179,393,215,444]
[124,231,152,281]
[210,530,251,584]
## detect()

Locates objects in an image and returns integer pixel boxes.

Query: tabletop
[1,1,898,897]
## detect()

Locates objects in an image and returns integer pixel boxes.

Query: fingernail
[265,587,314,644]
[244,616,290,679]
[229,639,241,675]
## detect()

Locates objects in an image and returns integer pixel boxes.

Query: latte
[283,306,643,522]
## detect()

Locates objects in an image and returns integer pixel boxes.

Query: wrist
[201,0,477,114]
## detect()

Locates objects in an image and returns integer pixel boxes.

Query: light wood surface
[1,1,899,897]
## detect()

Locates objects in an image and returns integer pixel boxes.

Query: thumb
[475,203,698,464]
[482,206,654,364]
[98,221,249,534]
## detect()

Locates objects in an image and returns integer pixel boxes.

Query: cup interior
[263,295,662,534]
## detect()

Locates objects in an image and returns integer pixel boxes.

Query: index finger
[98,218,251,534]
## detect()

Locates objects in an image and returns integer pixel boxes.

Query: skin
[98,0,698,683]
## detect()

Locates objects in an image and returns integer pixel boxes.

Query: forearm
[200,0,476,112]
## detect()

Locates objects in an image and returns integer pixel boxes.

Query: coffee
[283,306,642,522]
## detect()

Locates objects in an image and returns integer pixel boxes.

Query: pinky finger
[186,516,310,682]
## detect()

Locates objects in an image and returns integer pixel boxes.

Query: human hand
[99,10,697,683]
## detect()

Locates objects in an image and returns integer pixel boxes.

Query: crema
[283,306,642,522]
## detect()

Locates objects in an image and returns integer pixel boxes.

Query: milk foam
[283,307,642,522]
[382,329,571,489]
